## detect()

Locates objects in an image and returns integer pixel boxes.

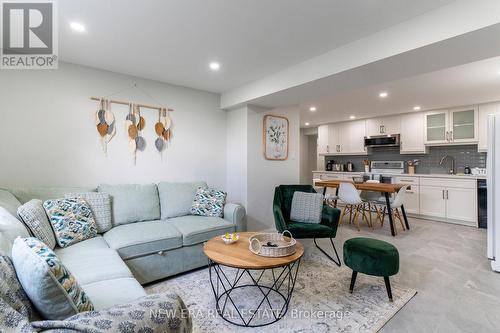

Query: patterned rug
[146,250,416,333]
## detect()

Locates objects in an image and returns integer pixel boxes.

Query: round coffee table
[203,232,303,327]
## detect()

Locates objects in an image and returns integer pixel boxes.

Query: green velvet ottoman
[343,237,399,301]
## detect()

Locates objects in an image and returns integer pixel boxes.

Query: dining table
[315,180,410,237]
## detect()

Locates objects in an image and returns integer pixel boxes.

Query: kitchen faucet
[439,155,455,174]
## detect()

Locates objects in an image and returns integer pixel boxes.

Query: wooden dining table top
[315,180,405,193]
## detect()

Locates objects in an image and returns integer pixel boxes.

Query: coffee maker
[326,160,333,171]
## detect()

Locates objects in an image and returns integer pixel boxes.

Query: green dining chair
[273,185,342,266]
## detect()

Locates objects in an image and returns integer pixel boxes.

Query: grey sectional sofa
[0,182,245,324]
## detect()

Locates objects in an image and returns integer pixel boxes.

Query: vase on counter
[408,165,415,174]
[364,165,370,173]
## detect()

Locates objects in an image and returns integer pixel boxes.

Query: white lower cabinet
[445,187,477,224]
[419,186,446,219]
[394,176,420,215]
[419,178,477,226]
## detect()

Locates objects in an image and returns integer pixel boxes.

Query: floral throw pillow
[11,237,94,320]
[190,187,227,218]
[43,198,97,248]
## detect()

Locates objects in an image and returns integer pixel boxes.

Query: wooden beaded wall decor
[95,99,116,155]
[90,87,174,163]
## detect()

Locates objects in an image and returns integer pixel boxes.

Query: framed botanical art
[263,115,289,160]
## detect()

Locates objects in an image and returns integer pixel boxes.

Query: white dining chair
[338,182,372,230]
[378,184,410,234]
[314,178,339,207]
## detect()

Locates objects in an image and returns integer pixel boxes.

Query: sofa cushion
[65,192,112,233]
[0,207,30,257]
[190,187,227,218]
[54,235,109,255]
[9,187,96,204]
[158,181,207,219]
[167,215,234,246]
[11,237,94,320]
[103,220,182,260]
[55,247,133,286]
[0,188,21,217]
[17,199,56,249]
[43,198,98,248]
[98,184,160,226]
[81,278,146,311]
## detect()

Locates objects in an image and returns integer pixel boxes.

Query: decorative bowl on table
[221,233,239,245]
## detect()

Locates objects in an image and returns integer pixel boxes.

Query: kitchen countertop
[312,170,487,180]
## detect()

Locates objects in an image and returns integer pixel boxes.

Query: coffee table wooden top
[203,232,304,269]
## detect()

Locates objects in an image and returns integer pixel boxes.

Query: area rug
[146,250,416,333]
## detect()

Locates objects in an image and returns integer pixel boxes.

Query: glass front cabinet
[424,107,478,144]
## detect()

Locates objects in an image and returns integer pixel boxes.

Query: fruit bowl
[221,233,239,245]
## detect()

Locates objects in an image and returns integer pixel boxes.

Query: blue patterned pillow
[11,237,94,320]
[43,198,97,248]
[190,187,227,217]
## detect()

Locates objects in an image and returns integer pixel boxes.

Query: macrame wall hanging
[94,99,116,155]
[90,83,174,163]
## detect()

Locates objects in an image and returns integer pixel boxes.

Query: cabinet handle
[442,189,445,199]
[450,131,453,141]
[445,131,449,141]
[446,190,449,200]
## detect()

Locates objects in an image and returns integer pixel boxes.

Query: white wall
[246,105,300,231]
[299,130,317,185]
[0,62,227,188]
[226,106,247,206]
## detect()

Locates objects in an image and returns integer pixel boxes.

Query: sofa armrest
[32,293,192,333]
[224,203,246,232]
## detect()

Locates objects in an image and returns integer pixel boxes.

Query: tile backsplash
[325,145,486,174]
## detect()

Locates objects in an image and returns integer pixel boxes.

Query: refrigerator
[487,114,500,271]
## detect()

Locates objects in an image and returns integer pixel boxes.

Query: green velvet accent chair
[343,237,399,301]
[273,185,342,266]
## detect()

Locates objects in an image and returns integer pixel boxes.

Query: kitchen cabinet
[419,177,477,226]
[317,125,329,154]
[400,112,427,154]
[317,121,366,155]
[338,120,367,155]
[478,103,500,152]
[394,176,420,215]
[424,107,478,145]
[365,115,401,137]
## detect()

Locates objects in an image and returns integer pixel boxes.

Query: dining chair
[377,185,410,234]
[338,182,372,230]
[359,180,384,227]
[314,178,339,207]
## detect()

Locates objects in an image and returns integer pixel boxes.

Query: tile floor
[306,216,500,332]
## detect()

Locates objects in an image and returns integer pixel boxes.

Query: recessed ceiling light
[413,106,421,111]
[349,115,356,119]
[209,62,220,71]
[379,92,388,98]
[70,22,86,32]
[309,106,317,112]
[305,122,310,126]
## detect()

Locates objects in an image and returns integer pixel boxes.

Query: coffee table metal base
[208,258,300,327]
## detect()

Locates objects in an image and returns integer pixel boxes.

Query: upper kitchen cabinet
[317,121,366,155]
[424,110,448,144]
[317,125,330,154]
[338,119,367,155]
[424,107,478,145]
[478,103,500,152]
[365,115,401,137]
[450,106,478,143]
[400,112,427,154]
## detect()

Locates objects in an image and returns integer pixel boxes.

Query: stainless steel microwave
[364,134,400,148]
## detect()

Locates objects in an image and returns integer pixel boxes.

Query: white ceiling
[298,56,500,127]
[59,0,454,93]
